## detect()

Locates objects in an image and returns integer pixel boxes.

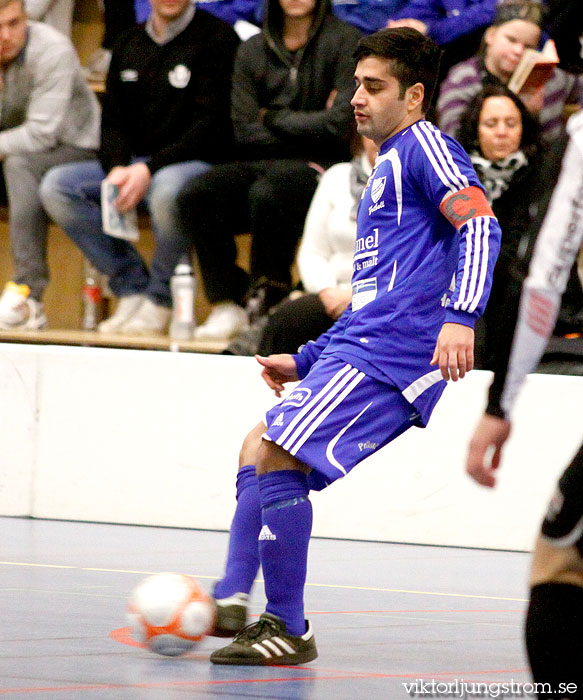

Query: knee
[39,166,72,216]
[239,423,265,468]
[249,178,274,212]
[3,154,29,177]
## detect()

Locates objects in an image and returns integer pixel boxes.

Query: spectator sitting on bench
[0,0,100,331]
[226,135,377,356]
[174,0,361,341]
[40,0,240,336]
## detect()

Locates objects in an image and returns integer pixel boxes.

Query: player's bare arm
[430,322,474,382]
[255,354,299,397]
[466,413,511,488]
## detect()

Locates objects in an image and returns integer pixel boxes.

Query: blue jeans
[39,159,211,307]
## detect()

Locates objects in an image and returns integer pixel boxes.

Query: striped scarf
[470,150,528,204]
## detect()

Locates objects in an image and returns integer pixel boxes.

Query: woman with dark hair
[458,83,540,207]
[458,83,549,370]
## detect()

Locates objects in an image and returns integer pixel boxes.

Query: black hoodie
[231,0,362,165]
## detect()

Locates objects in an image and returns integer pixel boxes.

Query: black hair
[457,83,540,158]
[353,27,443,112]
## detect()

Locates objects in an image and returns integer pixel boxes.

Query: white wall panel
[1,343,581,551]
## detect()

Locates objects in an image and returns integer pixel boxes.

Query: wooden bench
[0,207,252,353]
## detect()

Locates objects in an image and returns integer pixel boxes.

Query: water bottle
[170,256,196,340]
[82,261,104,330]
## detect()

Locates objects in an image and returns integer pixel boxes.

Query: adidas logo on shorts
[272,412,284,427]
[258,525,277,541]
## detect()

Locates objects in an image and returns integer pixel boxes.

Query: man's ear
[407,82,424,112]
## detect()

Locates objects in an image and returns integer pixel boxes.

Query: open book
[508,39,559,94]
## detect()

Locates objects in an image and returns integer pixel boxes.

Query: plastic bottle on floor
[170,257,196,340]
[82,262,104,331]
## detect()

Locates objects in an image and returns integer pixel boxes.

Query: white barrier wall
[1,343,581,551]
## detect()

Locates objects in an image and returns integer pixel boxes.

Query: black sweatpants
[176,159,320,305]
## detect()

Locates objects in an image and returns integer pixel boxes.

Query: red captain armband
[439,186,494,230]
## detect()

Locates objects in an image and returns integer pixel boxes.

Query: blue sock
[257,470,312,636]
[214,465,261,599]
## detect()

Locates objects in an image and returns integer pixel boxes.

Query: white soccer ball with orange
[127,572,216,656]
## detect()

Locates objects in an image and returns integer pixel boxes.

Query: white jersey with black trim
[294,119,501,426]
[500,111,583,418]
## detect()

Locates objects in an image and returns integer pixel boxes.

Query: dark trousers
[176,160,320,306]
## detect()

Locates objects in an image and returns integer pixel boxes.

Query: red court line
[0,668,531,695]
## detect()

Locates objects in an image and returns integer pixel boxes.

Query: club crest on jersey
[168,64,191,89]
[371,177,386,204]
[282,388,312,407]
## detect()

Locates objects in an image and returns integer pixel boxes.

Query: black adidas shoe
[210,612,318,666]
[210,592,249,638]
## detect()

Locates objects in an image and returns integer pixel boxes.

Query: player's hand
[256,354,299,397]
[466,413,511,488]
[430,322,474,381]
[107,162,151,213]
[319,287,351,320]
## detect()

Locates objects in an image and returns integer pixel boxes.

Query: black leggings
[176,160,320,305]
[525,442,583,697]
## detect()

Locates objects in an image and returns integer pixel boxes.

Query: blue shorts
[263,356,419,491]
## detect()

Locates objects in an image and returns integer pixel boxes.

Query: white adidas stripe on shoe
[210,612,317,666]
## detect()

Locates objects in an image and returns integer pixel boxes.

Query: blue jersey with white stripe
[294,119,501,425]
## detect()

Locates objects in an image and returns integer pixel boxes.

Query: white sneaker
[0,282,48,330]
[194,302,249,340]
[121,298,171,335]
[97,294,145,334]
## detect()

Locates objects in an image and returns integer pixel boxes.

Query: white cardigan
[297,154,371,293]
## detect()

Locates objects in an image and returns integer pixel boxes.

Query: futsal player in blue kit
[208,27,502,666]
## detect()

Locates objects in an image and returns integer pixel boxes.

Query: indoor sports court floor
[1,516,534,699]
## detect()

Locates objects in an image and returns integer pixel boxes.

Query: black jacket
[231,0,361,165]
[100,10,240,174]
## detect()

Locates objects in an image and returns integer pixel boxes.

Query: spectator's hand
[430,322,474,381]
[387,18,428,34]
[326,89,338,110]
[466,413,511,488]
[107,162,151,213]
[256,354,299,397]
[319,287,351,320]
[519,85,545,116]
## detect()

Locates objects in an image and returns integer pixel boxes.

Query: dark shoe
[221,315,269,356]
[210,592,249,638]
[245,278,289,324]
[210,612,318,665]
